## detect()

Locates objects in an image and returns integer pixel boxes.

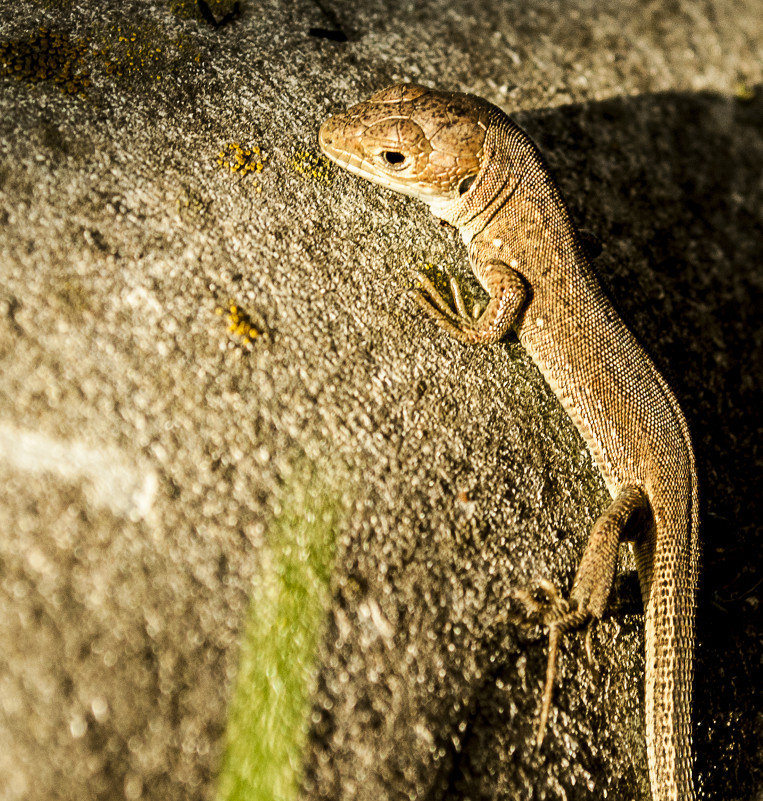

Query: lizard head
[319,84,492,218]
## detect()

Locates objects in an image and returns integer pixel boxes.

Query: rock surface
[1,1,761,800]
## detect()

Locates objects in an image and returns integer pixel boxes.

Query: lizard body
[319,84,699,801]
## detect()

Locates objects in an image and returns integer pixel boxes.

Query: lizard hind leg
[518,484,651,748]
[514,579,590,749]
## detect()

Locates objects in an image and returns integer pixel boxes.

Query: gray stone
[1,1,761,800]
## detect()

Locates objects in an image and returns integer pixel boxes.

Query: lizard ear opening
[458,174,476,195]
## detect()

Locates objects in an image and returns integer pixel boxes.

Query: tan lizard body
[319,84,699,801]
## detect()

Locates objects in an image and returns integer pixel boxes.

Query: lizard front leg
[522,484,652,747]
[412,259,526,345]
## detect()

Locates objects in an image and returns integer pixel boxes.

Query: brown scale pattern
[320,84,699,801]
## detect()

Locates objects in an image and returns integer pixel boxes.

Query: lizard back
[460,111,699,798]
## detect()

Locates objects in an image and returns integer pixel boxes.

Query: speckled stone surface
[0,1,761,800]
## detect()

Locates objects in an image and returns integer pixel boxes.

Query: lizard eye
[381,151,406,167]
[458,175,476,195]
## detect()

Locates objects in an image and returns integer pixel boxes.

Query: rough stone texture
[0,1,761,800]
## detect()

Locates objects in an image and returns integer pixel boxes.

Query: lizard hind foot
[514,577,571,620]
[513,580,591,749]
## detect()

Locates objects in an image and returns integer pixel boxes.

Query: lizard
[318,83,699,801]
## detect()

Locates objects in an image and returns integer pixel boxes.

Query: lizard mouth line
[319,129,444,201]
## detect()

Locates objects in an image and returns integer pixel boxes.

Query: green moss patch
[216,480,340,801]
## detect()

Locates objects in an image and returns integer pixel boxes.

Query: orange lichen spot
[0,27,91,97]
[291,148,333,184]
[216,301,262,348]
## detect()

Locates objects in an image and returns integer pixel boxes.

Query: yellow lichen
[0,22,203,94]
[95,23,182,82]
[216,301,262,347]
[291,148,334,184]
[217,143,267,191]
[734,82,756,103]
[412,261,449,293]
[0,27,91,96]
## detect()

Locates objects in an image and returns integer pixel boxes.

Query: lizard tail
[637,502,699,801]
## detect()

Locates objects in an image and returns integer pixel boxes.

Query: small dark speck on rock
[308,28,348,43]
[197,0,240,29]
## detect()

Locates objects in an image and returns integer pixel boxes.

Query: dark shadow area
[304,84,762,801]
[445,86,763,800]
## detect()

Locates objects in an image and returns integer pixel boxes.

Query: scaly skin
[319,84,699,801]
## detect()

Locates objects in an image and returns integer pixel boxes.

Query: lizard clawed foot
[513,579,592,749]
[514,578,571,621]
[410,269,484,342]
[410,259,525,345]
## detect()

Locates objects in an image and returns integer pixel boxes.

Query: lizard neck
[431,112,589,297]
[428,112,524,236]
[430,111,585,269]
